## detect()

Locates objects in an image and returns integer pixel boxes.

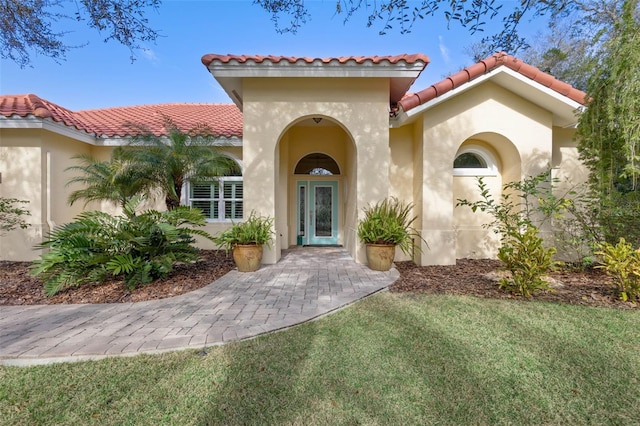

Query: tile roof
[201,53,430,67]
[0,94,243,138]
[397,52,587,112]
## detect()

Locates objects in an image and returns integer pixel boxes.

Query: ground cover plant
[1,293,638,425]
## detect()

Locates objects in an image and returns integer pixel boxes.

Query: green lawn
[1,293,639,425]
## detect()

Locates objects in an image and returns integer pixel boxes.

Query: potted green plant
[213,212,274,272]
[357,197,424,271]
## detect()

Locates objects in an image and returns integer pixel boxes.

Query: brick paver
[0,247,398,366]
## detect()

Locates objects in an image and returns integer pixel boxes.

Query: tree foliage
[66,153,156,209]
[0,0,160,67]
[254,0,619,54]
[577,0,640,194]
[465,1,637,90]
[518,23,594,91]
[120,118,240,210]
[0,197,31,235]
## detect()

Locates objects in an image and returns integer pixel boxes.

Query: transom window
[295,153,340,175]
[453,145,498,176]
[189,165,243,220]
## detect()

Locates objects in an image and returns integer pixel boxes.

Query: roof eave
[392,67,584,128]
[0,115,98,144]
[97,135,243,147]
[203,55,429,111]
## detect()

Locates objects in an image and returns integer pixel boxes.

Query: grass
[1,293,639,425]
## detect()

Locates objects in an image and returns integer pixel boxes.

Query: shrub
[595,238,640,302]
[554,190,640,269]
[598,192,640,248]
[357,197,424,256]
[456,170,569,238]
[457,170,566,296]
[31,197,213,296]
[498,225,557,297]
[552,188,602,269]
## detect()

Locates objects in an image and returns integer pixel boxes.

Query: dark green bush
[598,192,640,248]
[31,198,213,296]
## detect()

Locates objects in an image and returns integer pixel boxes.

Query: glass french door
[296,181,338,245]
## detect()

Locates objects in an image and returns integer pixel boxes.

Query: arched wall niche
[452,133,521,259]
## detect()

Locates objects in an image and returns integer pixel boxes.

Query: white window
[453,145,498,176]
[189,177,243,221]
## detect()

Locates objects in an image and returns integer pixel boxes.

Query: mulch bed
[0,252,637,310]
[391,259,637,310]
[0,250,235,305]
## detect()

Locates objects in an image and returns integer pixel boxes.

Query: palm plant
[66,153,154,209]
[120,117,239,210]
[32,197,214,295]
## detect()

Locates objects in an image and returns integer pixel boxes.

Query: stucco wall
[0,125,244,260]
[1,129,45,260]
[452,139,502,259]
[0,129,95,260]
[389,125,415,262]
[552,127,586,190]
[43,133,93,225]
[417,81,553,265]
[242,77,390,264]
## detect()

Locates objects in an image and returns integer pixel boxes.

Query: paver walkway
[0,247,398,366]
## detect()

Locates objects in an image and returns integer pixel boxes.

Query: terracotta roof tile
[0,94,243,138]
[397,52,587,112]
[202,53,430,67]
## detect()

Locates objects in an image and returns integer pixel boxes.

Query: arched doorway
[275,116,357,254]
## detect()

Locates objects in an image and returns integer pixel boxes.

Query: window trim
[453,145,498,177]
[188,176,244,222]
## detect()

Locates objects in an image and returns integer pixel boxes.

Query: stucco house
[0,52,587,265]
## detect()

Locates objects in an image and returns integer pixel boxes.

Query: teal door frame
[296,180,339,245]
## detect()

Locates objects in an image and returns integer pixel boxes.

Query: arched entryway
[275,116,357,254]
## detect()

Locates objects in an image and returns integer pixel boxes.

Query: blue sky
[0,1,546,111]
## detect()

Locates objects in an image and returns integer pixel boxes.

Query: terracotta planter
[365,243,396,271]
[232,244,263,272]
